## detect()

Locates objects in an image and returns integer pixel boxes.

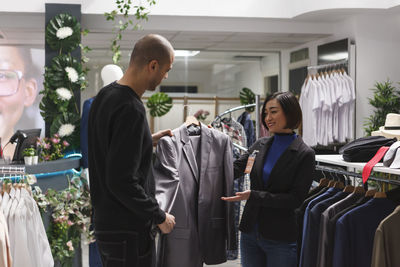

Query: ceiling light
[319,52,348,61]
[174,50,200,57]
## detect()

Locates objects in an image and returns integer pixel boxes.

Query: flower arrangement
[33,175,93,267]
[194,109,210,121]
[41,13,89,149]
[36,133,70,161]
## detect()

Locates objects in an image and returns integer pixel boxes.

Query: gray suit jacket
[154,123,236,267]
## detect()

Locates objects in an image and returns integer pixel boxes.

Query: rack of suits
[0,168,53,267]
[298,164,400,267]
[300,61,355,147]
[153,123,237,267]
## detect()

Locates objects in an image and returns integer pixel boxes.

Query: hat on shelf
[371,113,400,140]
[383,141,400,168]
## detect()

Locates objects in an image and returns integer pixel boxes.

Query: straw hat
[371,113,400,140]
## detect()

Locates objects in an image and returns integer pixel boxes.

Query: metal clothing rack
[315,165,400,186]
[307,59,348,73]
[0,165,26,179]
[212,95,262,141]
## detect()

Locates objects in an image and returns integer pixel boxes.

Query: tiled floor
[82,239,242,267]
[205,260,241,266]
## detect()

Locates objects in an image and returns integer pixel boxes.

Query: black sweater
[88,82,165,231]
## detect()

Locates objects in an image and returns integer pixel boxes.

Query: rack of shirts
[299,158,400,267]
[300,60,355,147]
[212,94,262,142]
[0,167,54,267]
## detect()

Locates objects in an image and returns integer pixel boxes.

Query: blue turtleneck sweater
[263,132,297,185]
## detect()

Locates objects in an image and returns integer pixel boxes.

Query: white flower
[55,87,72,101]
[65,67,79,83]
[66,240,74,251]
[59,124,75,137]
[56,27,73,40]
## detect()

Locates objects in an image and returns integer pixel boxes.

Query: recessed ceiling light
[319,52,348,61]
[174,50,200,57]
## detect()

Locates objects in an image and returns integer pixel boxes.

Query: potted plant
[23,147,36,165]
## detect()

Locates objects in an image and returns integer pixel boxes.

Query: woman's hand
[221,190,251,202]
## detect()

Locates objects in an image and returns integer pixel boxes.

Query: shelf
[315,154,400,176]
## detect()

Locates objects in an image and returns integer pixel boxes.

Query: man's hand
[152,129,173,146]
[221,190,251,202]
[158,213,176,234]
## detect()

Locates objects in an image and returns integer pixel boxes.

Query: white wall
[281,11,400,138]
[3,0,400,18]
[163,69,213,94]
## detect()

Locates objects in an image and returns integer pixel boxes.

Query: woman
[222,91,315,267]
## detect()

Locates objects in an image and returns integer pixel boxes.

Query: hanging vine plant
[146,92,173,117]
[46,13,81,53]
[105,0,157,64]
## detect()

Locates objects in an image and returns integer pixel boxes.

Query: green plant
[33,175,93,267]
[146,92,173,117]
[240,87,256,112]
[36,134,70,161]
[45,13,81,53]
[41,13,89,149]
[22,147,36,157]
[105,0,157,64]
[364,80,400,136]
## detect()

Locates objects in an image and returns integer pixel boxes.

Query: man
[0,46,40,159]
[88,34,176,267]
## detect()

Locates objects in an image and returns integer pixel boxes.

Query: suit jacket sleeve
[105,105,165,225]
[223,137,237,250]
[153,136,180,214]
[248,148,315,209]
[371,226,387,267]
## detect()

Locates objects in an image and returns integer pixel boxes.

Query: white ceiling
[0,7,395,69]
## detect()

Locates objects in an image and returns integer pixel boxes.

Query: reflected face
[0,47,37,141]
[264,98,291,134]
[148,52,174,91]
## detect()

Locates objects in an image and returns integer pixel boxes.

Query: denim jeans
[240,229,297,267]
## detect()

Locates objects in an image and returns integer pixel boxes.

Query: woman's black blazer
[234,135,315,242]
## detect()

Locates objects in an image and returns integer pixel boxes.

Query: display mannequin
[82,64,123,267]
[100,64,123,86]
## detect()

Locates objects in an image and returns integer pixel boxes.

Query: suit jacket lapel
[179,125,199,183]
[254,137,273,188]
[199,123,212,183]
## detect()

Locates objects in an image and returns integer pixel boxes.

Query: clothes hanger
[352,186,366,194]
[185,116,200,127]
[318,169,330,186]
[343,184,355,193]
[365,189,377,197]
[373,191,387,198]
[184,105,200,127]
[334,180,345,190]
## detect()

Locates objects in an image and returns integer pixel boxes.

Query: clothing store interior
[1,1,400,267]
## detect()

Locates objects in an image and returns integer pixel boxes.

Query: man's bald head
[129,34,174,69]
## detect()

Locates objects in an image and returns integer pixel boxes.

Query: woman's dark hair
[261,91,302,130]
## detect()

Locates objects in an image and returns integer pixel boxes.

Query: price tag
[244,150,259,174]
